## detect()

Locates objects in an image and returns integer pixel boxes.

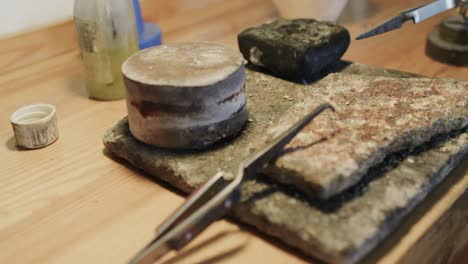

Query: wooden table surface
[1,0,467,263]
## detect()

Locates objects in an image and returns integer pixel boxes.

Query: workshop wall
[0,0,74,38]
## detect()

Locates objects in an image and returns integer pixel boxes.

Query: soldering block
[104,62,468,263]
[238,19,350,82]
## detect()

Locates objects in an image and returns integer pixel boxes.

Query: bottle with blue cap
[74,0,140,100]
[132,0,162,49]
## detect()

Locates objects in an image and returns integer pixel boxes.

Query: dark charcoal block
[238,19,350,81]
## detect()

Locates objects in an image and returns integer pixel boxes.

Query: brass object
[426,16,468,66]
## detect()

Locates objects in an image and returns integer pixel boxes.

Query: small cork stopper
[10,104,59,149]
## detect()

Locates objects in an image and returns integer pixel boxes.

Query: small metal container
[426,16,468,66]
[122,42,248,150]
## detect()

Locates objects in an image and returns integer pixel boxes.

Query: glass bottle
[74,0,139,100]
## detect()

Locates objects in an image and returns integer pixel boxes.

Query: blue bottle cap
[133,0,162,49]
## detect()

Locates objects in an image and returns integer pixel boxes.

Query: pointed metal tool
[128,103,335,264]
[356,15,411,40]
[357,0,466,40]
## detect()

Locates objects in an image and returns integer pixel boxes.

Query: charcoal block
[238,19,350,81]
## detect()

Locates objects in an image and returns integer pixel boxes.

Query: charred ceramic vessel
[122,42,247,149]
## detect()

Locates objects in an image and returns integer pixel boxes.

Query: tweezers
[357,0,468,40]
[128,103,334,264]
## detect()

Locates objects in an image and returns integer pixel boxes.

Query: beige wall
[0,0,74,38]
[272,0,349,21]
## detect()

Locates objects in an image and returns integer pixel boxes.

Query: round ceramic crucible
[122,42,248,150]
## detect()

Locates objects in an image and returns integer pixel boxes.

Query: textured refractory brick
[104,63,467,264]
[257,73,467,199]
[238,19,350,81]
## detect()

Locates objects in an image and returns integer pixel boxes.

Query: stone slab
[258,71,467,199]
[104,63,468,263]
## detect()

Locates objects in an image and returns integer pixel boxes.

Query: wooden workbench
[1,0,466,263]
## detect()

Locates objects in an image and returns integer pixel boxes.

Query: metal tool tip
[355,34,368,40]
[355,15,408,40]
[325,103,335,112]
[315,103,335,114]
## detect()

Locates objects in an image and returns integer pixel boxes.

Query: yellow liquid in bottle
[75,17,139,100]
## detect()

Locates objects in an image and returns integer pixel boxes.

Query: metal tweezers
[357,0,468,40]
[129,103,334,264]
